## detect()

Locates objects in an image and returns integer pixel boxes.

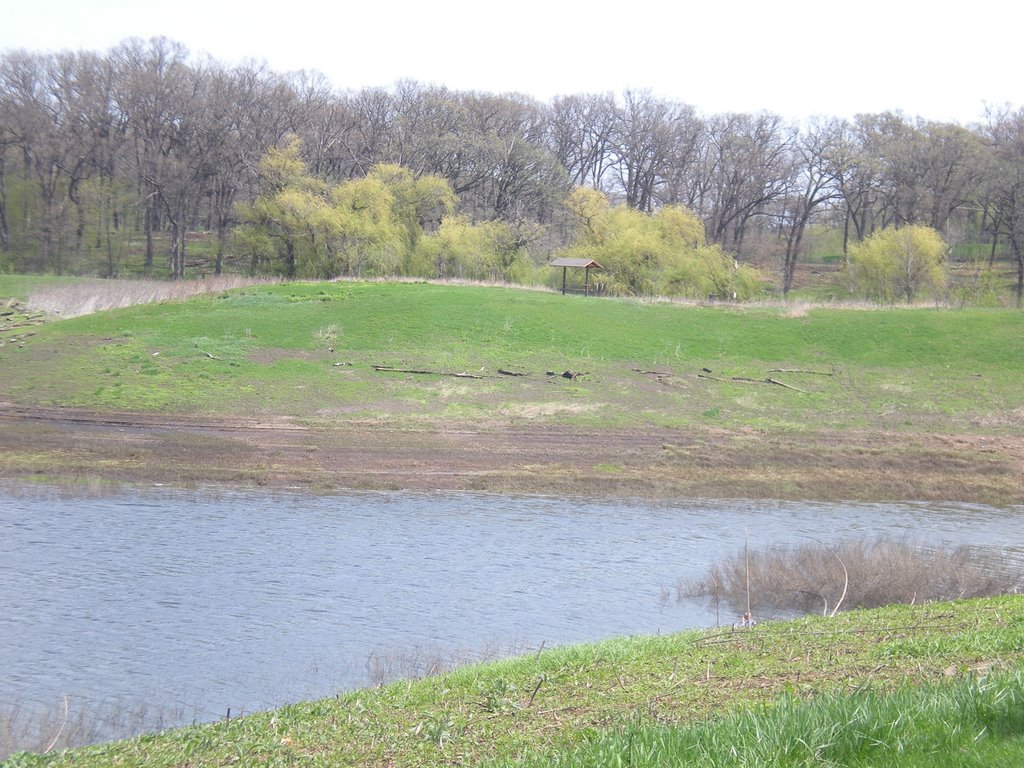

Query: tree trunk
[215,231,224,276]
[285,240,296,278]
[1013,236,1024,307]
[73,190,86,261]
[782,219,806,295]
[168,220,180,278]
[0,156,8,253]
[145,198,155,271]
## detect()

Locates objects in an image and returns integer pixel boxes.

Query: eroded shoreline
[1,404,1021,505]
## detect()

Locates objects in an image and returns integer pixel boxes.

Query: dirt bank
[0,403,1021,504]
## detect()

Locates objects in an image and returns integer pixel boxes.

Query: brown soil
[1,403,1021,504]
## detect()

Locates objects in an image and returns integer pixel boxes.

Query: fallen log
[768,368,834,376]
[498,369,528,377]
[697,373,805,392]
[373,365,484,379]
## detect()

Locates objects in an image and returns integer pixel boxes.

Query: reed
[679,537,1022,619]
[25,276,277,318]
[0,696,187,762]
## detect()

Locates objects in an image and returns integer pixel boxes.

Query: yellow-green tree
[235,141,458,279]
[848,225,948,302]
[330,176,405,277]
[366,164,456,249]
[234,138,336,277]
[558,188,761,298]
[413,215,532,282]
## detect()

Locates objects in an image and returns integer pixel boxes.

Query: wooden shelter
[549,257,604,296]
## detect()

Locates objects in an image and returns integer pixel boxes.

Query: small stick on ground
[768,368,835,376]
[765,377,806,393]
[527,675,546,707]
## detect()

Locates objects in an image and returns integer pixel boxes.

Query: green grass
[1,280,1021,434]
[496,670,1024,767]
[8,596,1024,767]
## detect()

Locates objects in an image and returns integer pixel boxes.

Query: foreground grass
[9,596,1024,767]
[498,670,1024,767]
[1,279,1021,435]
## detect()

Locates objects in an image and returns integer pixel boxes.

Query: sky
[1,0,1020,126]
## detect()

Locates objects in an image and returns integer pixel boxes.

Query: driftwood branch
[697,372,805,392]
[765,377,806,393]
[768,368,835,376]
[498,369,528,377]
[373,365,484,379]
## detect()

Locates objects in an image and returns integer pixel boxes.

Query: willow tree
[234,138,335,277]
[236,140,459,278]
[412,215,532,282]
[848,225,948,302]
[556,187,761,298]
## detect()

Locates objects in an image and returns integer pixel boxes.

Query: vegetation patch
[8,597,1024,767]
[0,279,1021,503]
[495,669,1024,767]
[679,538,1023,618]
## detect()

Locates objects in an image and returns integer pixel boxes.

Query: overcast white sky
[2,0,1019,125]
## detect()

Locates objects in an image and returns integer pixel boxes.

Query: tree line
[1,37,1022,303]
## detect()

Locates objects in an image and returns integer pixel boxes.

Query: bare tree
[612,90,678,212]
[545,92,618,191]
[776,119,843,293]
[698,112,792,255]
[983,107,1024,304]
[112,37,194,272]
[654,105,707,212]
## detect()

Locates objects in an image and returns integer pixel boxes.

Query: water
[1,486,1021,739]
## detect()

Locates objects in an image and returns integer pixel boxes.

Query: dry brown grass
[26,276,278,318]
[23,273,965,322]
[680,537,1023,619]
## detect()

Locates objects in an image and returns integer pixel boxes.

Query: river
[2,485,1021,746]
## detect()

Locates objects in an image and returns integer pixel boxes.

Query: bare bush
[26,276,278,319]
[679,537,1022,619]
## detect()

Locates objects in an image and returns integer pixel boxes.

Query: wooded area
[1,37,1022,303]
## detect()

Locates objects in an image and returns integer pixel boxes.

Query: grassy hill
[1,278,1022,502]
[2,278,1021,431]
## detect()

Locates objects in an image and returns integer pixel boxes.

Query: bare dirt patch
[0,403,1021,504]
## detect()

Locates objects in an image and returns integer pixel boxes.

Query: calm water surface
[2,486,1021,737]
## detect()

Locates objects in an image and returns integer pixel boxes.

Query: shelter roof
[549,258,603,269]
